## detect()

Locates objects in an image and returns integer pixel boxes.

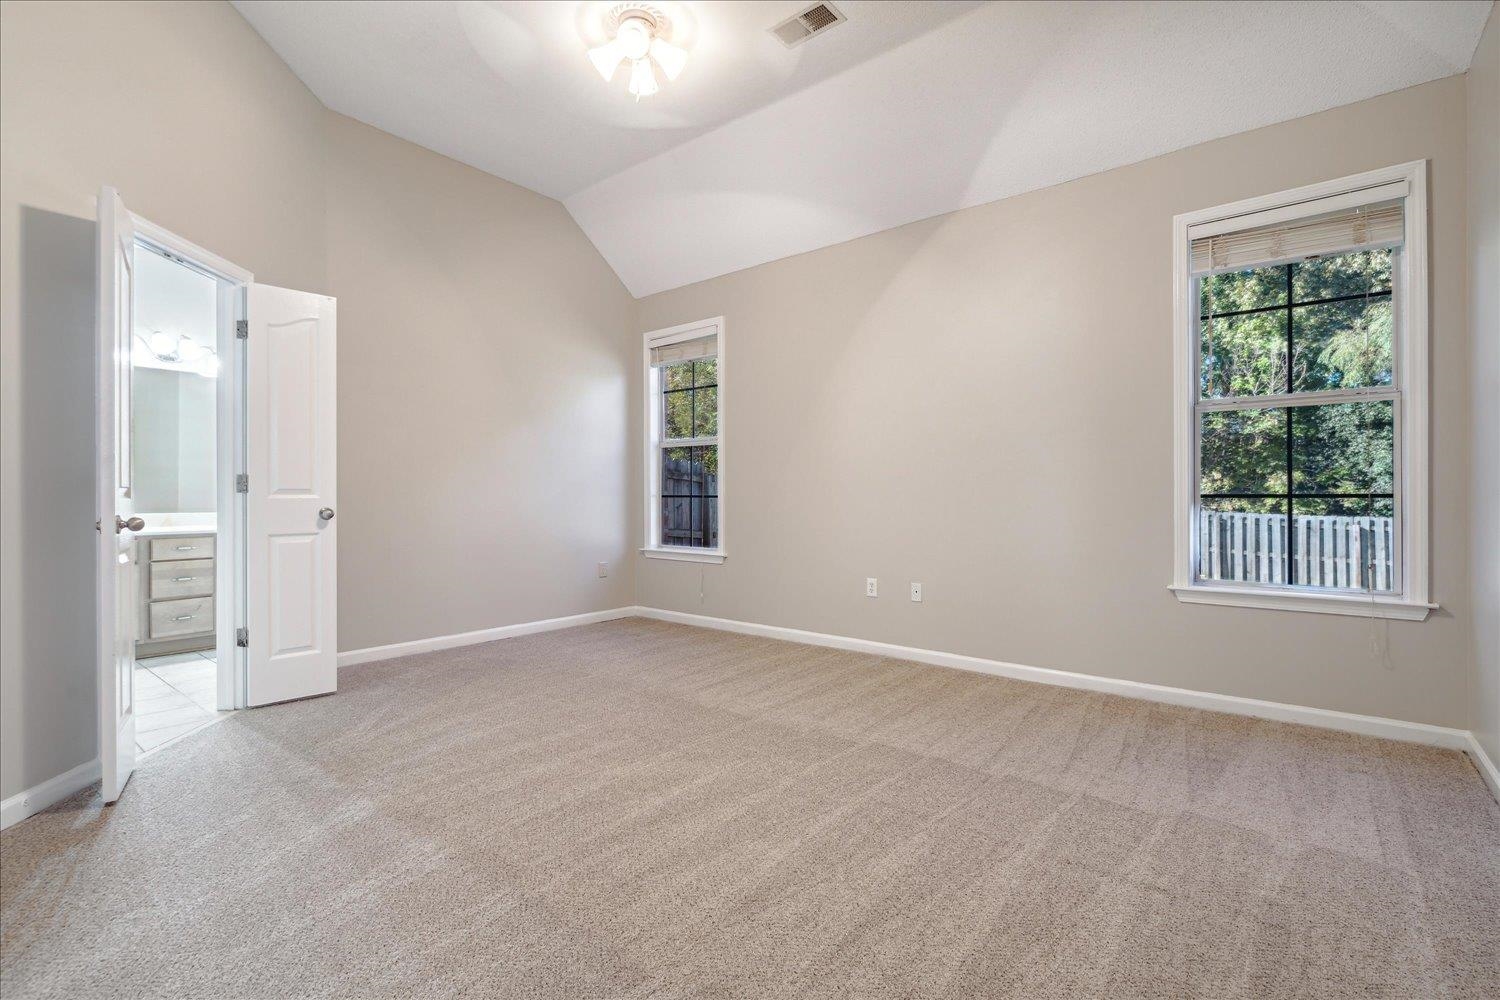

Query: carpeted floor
[2,618,1497,999]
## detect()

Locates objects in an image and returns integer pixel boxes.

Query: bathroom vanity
[133,520,216,658]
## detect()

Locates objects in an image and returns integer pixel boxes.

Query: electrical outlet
[866,577,878,598]
[910,582,923,602]
[597,562,608,579]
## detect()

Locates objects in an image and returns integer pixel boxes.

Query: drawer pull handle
[171,614,196,622]
[174,545,197,551]
[171,576,197,582]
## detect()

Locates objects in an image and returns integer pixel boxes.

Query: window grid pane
[661,355,718,546]
[661,359,718,445]
[1200,250,1393,401]
[660,440,718,548]
[1197,399,1396,591]
[1196,248,1399,593]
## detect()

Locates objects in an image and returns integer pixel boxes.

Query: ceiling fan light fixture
[587,38,626,81]
[649,36,687,81]
[590,3,684,99]
[628,57,659,99]
[616,16,652,61]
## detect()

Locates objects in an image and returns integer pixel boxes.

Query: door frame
[130,215,253,711]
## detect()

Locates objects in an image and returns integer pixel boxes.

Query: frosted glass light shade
[650,38,687,81]
[147,330,179,358]
[628,58,658,98]
[588,39,625,81]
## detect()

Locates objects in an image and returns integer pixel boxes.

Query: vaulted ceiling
[234,1,1493,297]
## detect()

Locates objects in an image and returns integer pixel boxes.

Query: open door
[245,284,337,706]
[96,186,138,803]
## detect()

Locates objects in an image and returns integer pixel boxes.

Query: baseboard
[7,608,1489,833]
[337,607,640,667]
[0,758,100,831]
[633,607,1473,752]
[1466,733,1500,803]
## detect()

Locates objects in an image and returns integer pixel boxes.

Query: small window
[643,318,725,562]
[1172,164,1432,619]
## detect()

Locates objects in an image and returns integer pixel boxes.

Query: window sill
[1169,584,1435,621]
[641,547,726,565]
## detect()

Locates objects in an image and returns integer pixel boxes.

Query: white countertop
[134,524,215,539]
[132,514,215,539]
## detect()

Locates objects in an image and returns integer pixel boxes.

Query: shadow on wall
[11,206,97,793]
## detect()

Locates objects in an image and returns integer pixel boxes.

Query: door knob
[115,515,145,533]
[318,507,335,521]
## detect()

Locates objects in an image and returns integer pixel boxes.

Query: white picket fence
[1198,510,1394,592]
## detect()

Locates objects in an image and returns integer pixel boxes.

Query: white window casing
[642,317,726,563]
[1170,162,1434,620]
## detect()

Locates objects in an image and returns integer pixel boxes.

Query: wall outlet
[866,577,878,598]
[910,582,923,602]
[597,562,608,579]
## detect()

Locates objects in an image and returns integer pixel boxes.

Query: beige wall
[0,1,633,800]
[1468,8,1500,766]
[634,76,1475,729]
[326,114,634,651]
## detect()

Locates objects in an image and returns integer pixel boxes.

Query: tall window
[644,318,725,561]
[1172,164,1431,620]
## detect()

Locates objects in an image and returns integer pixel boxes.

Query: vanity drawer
[150,535,215,562]
[150,559,215,600]
[149,596,215,639]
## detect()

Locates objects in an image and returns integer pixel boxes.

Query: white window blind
[650,333,716,367]
[1190,201,1404,276]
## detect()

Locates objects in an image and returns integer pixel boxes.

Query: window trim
[1170,161,1434,620]
[641,316,726,564]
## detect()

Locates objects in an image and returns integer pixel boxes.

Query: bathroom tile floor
[134,651,231,753]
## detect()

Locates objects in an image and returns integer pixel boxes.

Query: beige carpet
[2,618,1497,999]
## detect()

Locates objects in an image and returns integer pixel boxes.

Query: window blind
[1190,201,1403,276]
[650,333,716,367]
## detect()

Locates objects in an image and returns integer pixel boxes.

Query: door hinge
[236,627,249,648]
[235,473,249,493]
[235,319,248,339]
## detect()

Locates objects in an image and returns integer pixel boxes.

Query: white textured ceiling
[231,1,983,197]
[234,1,1493,297]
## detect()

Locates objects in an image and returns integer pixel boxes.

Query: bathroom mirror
[131,367,216,513]
[132,246,218,515]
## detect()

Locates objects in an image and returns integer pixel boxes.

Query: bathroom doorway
[127,235,241,753]
[98,186,337,802]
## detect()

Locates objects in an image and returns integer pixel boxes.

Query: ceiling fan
[587,3,688,100]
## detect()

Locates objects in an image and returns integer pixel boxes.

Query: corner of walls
[1466,7,1500,767]
[320,111,638,653]
[0,1,645,807]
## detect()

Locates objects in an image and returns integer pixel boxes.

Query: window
[643,318,725,562]
[1172,163,1432,620]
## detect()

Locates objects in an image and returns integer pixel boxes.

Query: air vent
[770,2,847,48]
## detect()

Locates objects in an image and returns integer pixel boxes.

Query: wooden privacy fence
[661,457,718,547]
[1197,510,1394,592]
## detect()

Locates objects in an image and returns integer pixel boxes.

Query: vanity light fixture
[137,329,220,378]
[588,3,687,100]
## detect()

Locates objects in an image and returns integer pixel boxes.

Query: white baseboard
[633,607,1474,752]
[7,607,1492,834]
[337,607,639,668]
[1466,733,1500,803]
[1,758,100,831]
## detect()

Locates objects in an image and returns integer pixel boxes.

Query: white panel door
[246,284,337,706]
[96,186,138,803]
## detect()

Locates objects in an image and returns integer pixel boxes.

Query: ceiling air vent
[770,2,847,48]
